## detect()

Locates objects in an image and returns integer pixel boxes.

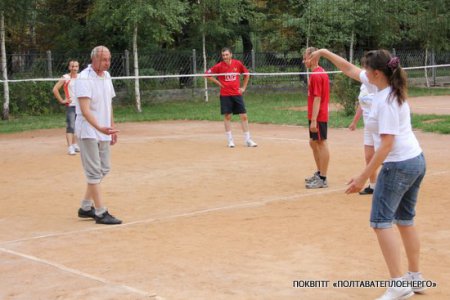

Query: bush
[332,73,360,116]
[3,81,63,115]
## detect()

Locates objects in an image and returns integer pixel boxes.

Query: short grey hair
[91,46,109,59]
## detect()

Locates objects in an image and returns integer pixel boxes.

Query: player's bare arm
[310,49,362,82]
[206,76,223,88]
[239,74,250,93]
[52,79,70,104]
[310,96,321,133]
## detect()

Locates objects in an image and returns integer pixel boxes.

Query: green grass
[1,88,450,134]
[411,115,450,134]
[408,87,450,97]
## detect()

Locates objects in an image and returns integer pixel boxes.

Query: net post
[251,49,255,86]
[431,49,436,86]
[251,49,255,71]
[192,49,197,90]
[124,49,130,77]
[46,50,52,78]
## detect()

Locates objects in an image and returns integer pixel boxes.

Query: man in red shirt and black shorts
[206,47,257,148]
[303,47,330,189]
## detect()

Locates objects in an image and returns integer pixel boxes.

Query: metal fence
[3,49,450,88]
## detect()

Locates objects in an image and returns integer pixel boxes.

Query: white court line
[0,170,447,299]
[0,247,157,299]
[119,133,309,143]
[1,169,448,247]
[1,187,345,247]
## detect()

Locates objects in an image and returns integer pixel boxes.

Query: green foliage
[332,73,360,116]
[90,0,188,48]
[3,0,449,54]
[3,82,62,115]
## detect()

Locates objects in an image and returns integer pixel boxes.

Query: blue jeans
[66,106,76,134]
[370,153,426,229]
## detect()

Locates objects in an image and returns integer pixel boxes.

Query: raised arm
[310,49,362,82]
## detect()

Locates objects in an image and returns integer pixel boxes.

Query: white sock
[226,131,233,141]
[408,271,421,279]
[370,182,376,189]
[244,131,251,141]
[390,277,405,287]
[95,207,107,217]
[81,199,93,211]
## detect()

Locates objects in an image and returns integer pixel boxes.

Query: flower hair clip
[388,57,400,70]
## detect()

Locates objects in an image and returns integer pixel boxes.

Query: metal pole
[251,49,255,71]
[431,49,436,86]
[46,50,53,78]
[192,49,197,89]
[200,0,209,102]
[124,49,130,77]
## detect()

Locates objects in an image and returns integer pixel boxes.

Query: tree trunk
[349,30,354,64]
[200,0,208,103]
[1,11,10,120]
[133,24,142,112]
[240,19,253,67]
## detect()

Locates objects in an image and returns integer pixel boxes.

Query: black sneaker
[78,207,96,219]
[359,186,374,195]
[95,211,122,225]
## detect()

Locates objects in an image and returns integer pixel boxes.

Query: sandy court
[0,120,449,300]
[407,95,450,115]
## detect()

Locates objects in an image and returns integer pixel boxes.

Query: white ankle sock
[226,131,233,141]
[244,131,251,141]
[95,207,107,217]
[81,199,93,211]
[370,182,376,189]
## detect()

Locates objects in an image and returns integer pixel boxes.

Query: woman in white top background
[348,59,378,195]
[310,49,426,300]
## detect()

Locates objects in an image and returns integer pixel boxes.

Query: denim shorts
[370,153,426,229]
[66,106,76,134]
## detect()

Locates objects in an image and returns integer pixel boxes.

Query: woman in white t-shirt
[310,49,426,300]
[348,63,378,195]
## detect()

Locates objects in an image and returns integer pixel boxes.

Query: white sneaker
[305,172,320,183]
[228,140,235,148]
[246,139,258,147]
[72,144,80,152]
[403,272,427,293]
[68,145,76,155]
[375,287,414,300]
[305,177,328,189]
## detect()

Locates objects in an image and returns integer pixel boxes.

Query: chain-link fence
[3,48,450,88]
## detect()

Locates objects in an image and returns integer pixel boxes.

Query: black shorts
[220,95,247,115]
[309,121,328,141]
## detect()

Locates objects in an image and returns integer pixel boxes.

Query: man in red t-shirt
[206,48,257,148]
[303,47,330,189]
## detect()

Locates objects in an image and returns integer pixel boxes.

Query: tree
[1,0,35,120]
[35,0,93,53]
[176,0,259,54]
[89,0,188,111]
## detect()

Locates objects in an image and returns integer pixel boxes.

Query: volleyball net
[1,49,449,116]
